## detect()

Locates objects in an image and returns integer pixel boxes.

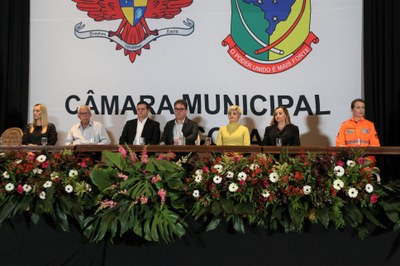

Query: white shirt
[64,120,111,145]
[134,117,147,144]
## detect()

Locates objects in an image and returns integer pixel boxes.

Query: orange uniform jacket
[336,118,380,147]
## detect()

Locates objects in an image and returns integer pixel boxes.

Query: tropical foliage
[0,148,400,242]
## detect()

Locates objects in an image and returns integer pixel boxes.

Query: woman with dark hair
[262,106,300,146]
[22,103,57,145]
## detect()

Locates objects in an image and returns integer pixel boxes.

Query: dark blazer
[262,123,300,146]
[161,118,199,145]
[119,118,160,145]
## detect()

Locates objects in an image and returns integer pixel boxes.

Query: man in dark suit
[160,99,199,145]
[119,101,160,145]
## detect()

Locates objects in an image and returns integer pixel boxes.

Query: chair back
[1,127,23,146]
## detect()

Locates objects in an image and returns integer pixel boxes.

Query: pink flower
[141,154,149,164]
[357,157,365,165]
[17,184,24,194]
[370,194,378,204]
[157,189,166,205]
[100,199,117,209]
[140,195,148,204]
[41,161,49,169]
[337,160,344,167]
[118,173,128,180]
[202,166,210,173]
[118,146,127,158]
[81,161,87,168]
[151,175,161,183]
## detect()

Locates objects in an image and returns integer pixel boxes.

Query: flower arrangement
[1,148,400,242]
[0,150,95,230]
[83,146,187,242]
[186,151,400,238]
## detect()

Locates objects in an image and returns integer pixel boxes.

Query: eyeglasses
[78,112,91,115]
[174,108,186,112]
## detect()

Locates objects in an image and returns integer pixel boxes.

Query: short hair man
[160,99,199,145]
[64,105,111,145]
[119,101,160,145]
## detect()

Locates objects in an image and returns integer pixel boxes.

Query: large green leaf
[90,167,117,192]
[102,151,127,170]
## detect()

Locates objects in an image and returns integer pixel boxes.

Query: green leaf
[206,217,221,231]
[102,151,127,170]
[211,201,222,216]
[231,216,245,233]
[317,208,330,228]
[90,167,117,192]
[220,198,234,214]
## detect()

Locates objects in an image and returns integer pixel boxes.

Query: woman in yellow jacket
[216,105,250,146]
[336,98,380,147]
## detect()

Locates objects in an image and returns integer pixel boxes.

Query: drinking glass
[41,137,48,146]
[205,137,212,145]
[275,137,282,147]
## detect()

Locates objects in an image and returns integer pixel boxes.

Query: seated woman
[216,105,250,146]
[262,106,300,146]
[336,98,380,147]
[22,103,57,145]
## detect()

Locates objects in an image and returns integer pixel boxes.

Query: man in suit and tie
[160,99,199,145]
[119,101,160,145]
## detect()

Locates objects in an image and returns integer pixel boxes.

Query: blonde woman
[22,103,57,145]
[216,105,250,146]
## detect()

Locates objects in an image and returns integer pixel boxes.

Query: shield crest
[120,0,148,26]
[223,0,318,74]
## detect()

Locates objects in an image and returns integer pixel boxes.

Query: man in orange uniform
[336,98,380,147]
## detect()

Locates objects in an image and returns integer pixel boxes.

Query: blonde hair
[30,103,48,134]
[228,105,242,115]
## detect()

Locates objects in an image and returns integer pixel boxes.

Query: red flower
[370,194,378,204]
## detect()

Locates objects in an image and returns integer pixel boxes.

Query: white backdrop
[30,0,362,145]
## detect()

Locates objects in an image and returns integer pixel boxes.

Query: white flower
[5,183,15,191]
[192,190,200,198]
[3,171,10,179]
[226,171,234,179]
[36,155,47,163]
[65,184,74,193]
[303,185,312,195]
[346,160,356,167]
[194,175,202,183]
[228,183,239,192]
[269,172,280,183]
[213,175,222,184]
[261,189,270,198]
[43,181,52,188]
[85,183,92,192]
[50,172,59,180]
[333,179,344,190]
[23,184,32,192]
[39,191,46,200]
[249,164,259,171]
[213,164,223,173]
[33,168,43,175]
[334,166,345,177]
[365,183,374,193]
[69,169,78,177]
[237,171,247,181]
[195,169,203,176]
[348,187,358,198]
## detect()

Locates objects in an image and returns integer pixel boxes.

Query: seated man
[160,99,199,145]
[119,101,160,145]
[65,105,111,145]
